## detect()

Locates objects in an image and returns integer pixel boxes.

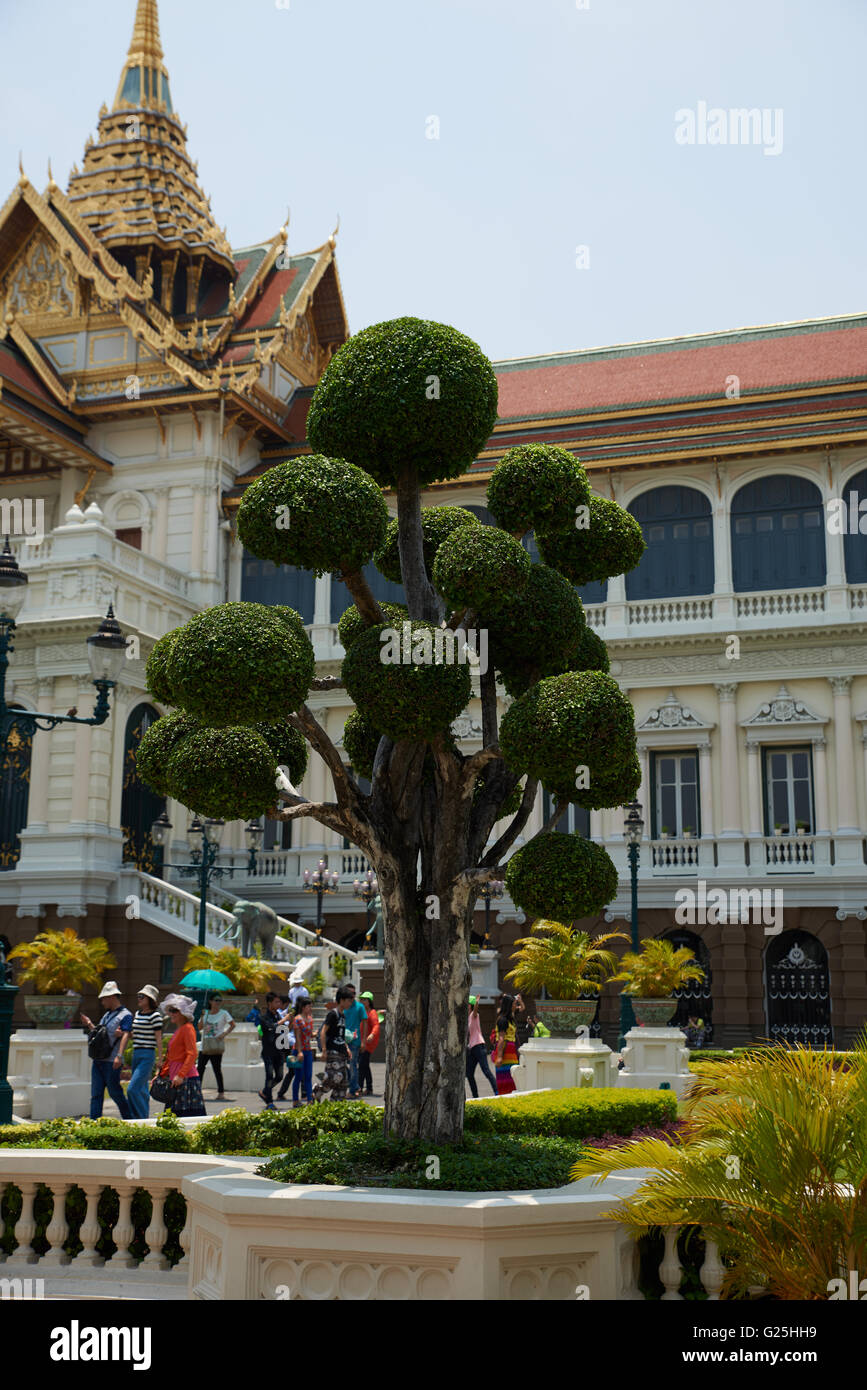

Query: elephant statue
[231,900,279,959]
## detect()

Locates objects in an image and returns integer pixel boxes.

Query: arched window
[463,503,497,527]
[843,467,867,583]
[731,476,825,592]
[121,704,166,877]
[241,551,315,622]
[0,707,32,871]
[626,487,713,600]
[764,930,831,1046]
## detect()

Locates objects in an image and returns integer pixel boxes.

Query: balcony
[582,583,866,640]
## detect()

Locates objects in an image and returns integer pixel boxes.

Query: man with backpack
[80,981,133,1120]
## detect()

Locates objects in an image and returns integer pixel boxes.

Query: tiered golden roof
[65,0,234,299]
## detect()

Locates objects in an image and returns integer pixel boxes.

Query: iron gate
[121,703,165,877]
[764,930,832,1046]
[665,928,714,1044]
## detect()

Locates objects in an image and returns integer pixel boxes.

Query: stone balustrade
[0,1149,734,1300]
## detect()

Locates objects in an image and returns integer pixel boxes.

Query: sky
[1,0,865,363]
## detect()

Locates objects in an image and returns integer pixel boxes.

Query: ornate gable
[636,691,715,748]
[742,685,827,728]
[2,228,80,325]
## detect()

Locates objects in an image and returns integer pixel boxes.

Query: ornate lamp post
[618,800,644,1050]
[477,879,504,948]
[243,819,264,874]
[0,539,127,1123]
[303,858,339,941]
[353,868,379,945]
[151,812,259,948]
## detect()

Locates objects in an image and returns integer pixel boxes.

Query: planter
[223,994,258,1022]
[682,830,693,840]
[535,999,598,1037]
[629,997,676,1027]
[796,827,807,836]
[23,993,81,1029]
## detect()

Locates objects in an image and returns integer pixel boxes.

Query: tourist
[126,985,163,1120]
[342,984,368,1098]
[492,993,520,1095]
[313,986,353,1102]
[258,992,286,1110]
[198,992,235,1100]
[513,993,532,1054]
[530,1015,551,1039]
[81,981,133,1120]
[245,997,262,1025]
[288,981,310,1008]
[287,996,315,1106]
[357,991,380,1096]
[466,994,498,1098]
[685,1014,706,1048]
[156,995,206,1116]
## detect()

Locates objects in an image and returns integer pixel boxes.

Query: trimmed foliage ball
[165,727,280,821]
[536,496,646,586]
[432,525,530,614]
[569,623,610,674]
[136,712,201,798]
[374,506,482,585]
[487,565,586,697]
[167,602,315,726]
[506,833,619,922]
[499,671,636,791]
[307,317,499,488]
[253,721,309,787]
[343,709,383,781]
[572,752,641,812]
[342,621,472,741]
[146,628,181,706]
[338,601,407,653]
[236,456,388,576]
[269,605,309,640]
[487,444,590,536]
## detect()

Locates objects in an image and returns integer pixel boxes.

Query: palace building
[1,0,866,1046]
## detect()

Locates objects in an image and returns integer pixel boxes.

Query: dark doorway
[765,930,832,1047]
[122,703,165,876]
[663,928,713,1043]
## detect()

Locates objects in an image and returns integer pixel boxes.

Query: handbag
[149,1073,173,1103]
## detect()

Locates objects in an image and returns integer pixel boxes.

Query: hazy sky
[2,0,865,362]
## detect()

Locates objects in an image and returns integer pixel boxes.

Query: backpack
[87,1023,113,1060]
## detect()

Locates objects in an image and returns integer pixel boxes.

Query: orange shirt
[161,1021,198,1080]
[363,1008,380,1053]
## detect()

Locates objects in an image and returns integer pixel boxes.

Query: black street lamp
[618,799,644,1050]
[151,813,260,948]
[353,868,379,946]
[0,539,127,1123]
[476,879,504,948]
[303,858,339,941]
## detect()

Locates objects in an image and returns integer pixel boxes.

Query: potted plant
[505,919,627,1037]
[8,927,116,1029]
[795,821,808,835]
[611,937,705,1028]
[183,945,287,1020]
[682,826,694,840]
[659,826,670,840]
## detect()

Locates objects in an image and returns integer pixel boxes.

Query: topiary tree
[137,315,643,1145]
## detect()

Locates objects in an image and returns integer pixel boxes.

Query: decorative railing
[736,587,825,618]
[584,604,606,630]
[341,851,371,877]
[763,834,815,870]
[207,881,360,979]
[134,870,240,945]
[649,838,701,872]
[628,596,714,626]
[850,586,867,611]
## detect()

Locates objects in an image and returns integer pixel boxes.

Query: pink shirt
[467,1009,484,1048]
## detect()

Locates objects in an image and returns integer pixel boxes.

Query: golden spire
[113,0,171,112]
[127,0,164,67]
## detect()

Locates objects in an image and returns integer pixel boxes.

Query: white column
[714,682,744,867]
[712,498,733,594]
[812,735,830,834]
[636,744,650,831]
[829,676,860,848]
[824,455,846,593]
[25,679,54,827]
[699,742,715,836]
[189,484,205,578]
[314,574,331,625]
[153,490,169,563]
[590,809,603,842]
[744,742,762,836]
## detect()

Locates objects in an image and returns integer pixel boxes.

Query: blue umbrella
[179,969,235,992]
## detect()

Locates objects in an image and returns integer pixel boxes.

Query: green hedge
[259,1132,584,1191]
[463,1087,677,1139]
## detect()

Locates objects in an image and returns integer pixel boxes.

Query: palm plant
[570,1038,867,1300]
[611,937,704,998]
[506,920,627,999]
[8,928,116,995]
[182,945,285,994]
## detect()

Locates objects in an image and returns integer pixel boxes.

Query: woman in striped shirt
[126,985,163,1119]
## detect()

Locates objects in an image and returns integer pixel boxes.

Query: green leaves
[506,921,627,1000]
[505,832,619,921]
[374,505,482,585]
[611,938,706,997]
[237,455,389,576]
[432,524,530,614]
[463,1087,677,1140]
[536,495,645,586]
[136,710,201,797]
[166,726,281,820]
[487,443,591,536]
[486,563,587,696]
[307,317,499,488]
[500,669,636,789]
[341,620,471,741]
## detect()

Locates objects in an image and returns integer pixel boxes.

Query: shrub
[611,938,705,998]
[500,670,636,789]
[145,627,181,706]
[338,601,406,653]
[374,506,482,585]
[486,564,587,696]
[341,709,383,781]
[165,726,280,821]
[252,720,308,786]
[135,711,201,798]
[342,621,471,741]
[536,496,645,586]
[569,623,610,674]
[506,921,627,999]
[487,444,590,536]
[7,928,116,996]
[167,602,314,726]
[237,456,389,575]
[432,525,530,615]
[505,831,619,921]
[307,317,499,488]
[258,1131,585,1191]
[464,1087,678,1140]
[183,946,286,994]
